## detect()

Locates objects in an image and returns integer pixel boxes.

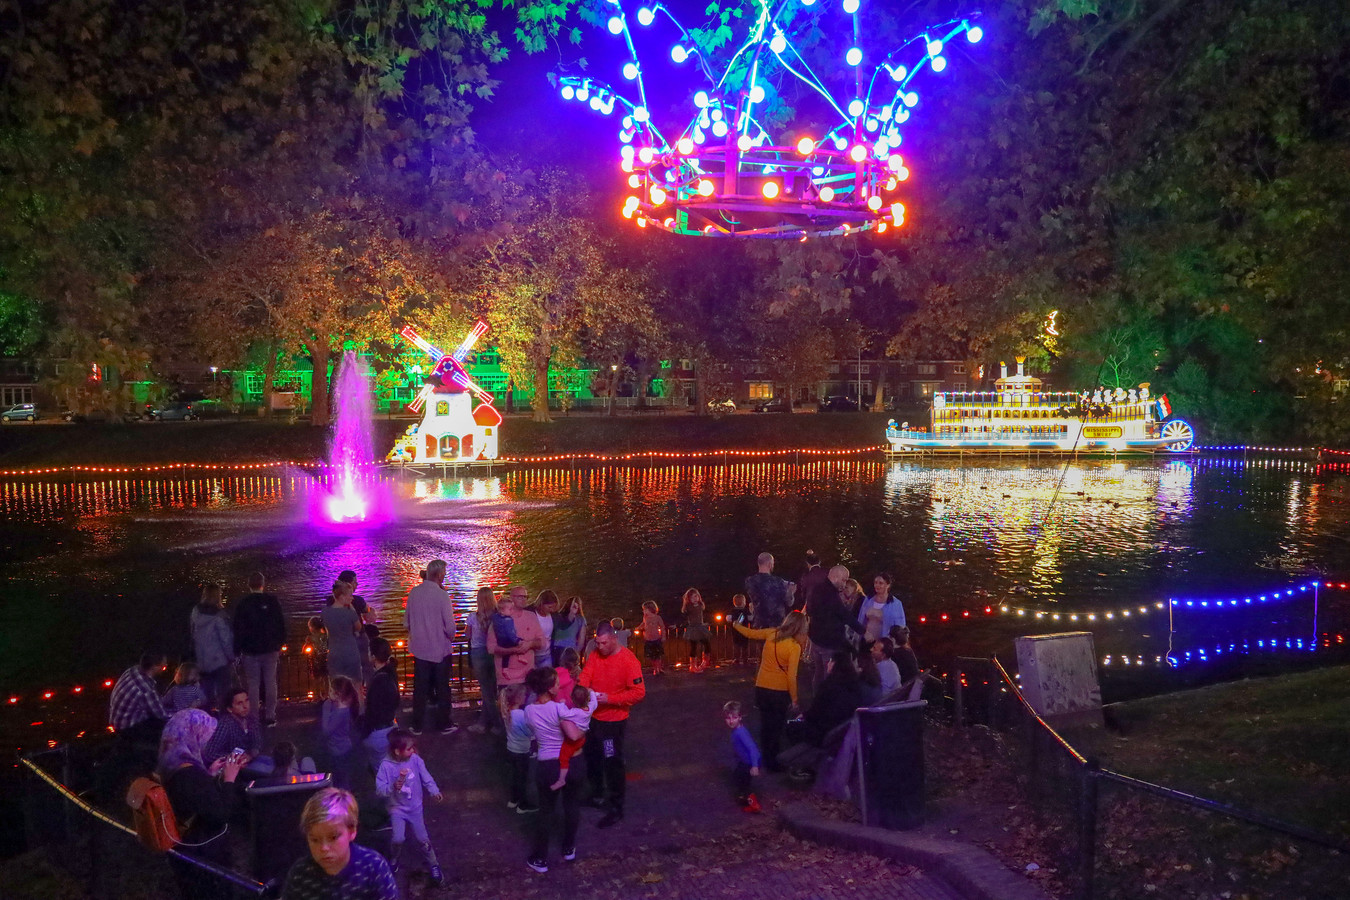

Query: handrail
[975,656,1350,857]
[988,655,1088,765]
[20,754,266,894]
[1095,769,1350,855]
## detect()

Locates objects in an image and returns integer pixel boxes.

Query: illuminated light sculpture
[387,321,502,464]
[555,3,983,238]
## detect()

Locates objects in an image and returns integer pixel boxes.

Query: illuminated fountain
[316,351,392,526]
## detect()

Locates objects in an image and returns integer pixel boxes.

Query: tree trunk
[694,359,708,416]
[307,340,331,427]
[532,351,552,423]
[873,361,886,411]
[260,343,279,418]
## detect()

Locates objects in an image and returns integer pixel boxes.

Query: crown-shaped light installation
[556,2,984,238]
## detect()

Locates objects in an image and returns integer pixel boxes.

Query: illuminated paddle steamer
[885,358,1195,454]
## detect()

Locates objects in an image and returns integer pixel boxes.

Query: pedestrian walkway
[276,664,964,898]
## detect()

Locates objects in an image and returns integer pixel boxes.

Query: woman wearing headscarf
[158,709,242,864]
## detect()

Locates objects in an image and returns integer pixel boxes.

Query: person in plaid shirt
[108,652,169,744]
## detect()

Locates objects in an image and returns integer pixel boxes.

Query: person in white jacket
[376,728,446,885]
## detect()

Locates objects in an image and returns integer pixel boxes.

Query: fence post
[952,661,964,728]
[1078,758,1101,900]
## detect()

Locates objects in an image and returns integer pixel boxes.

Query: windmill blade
[452,320,489,361]
[407,384,436,413]
[400,325,447,361]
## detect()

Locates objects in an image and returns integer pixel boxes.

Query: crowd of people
[102,549,934,898]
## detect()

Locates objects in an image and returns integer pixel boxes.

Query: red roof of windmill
[473,404,503,427]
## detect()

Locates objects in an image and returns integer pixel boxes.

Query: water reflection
[1,458,1348,691]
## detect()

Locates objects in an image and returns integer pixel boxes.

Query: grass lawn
[1068,665,1350,839]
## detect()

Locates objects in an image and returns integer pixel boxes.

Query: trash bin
[245,773,332,884]
[856,700,925,830]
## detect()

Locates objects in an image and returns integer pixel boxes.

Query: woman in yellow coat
[733,611,808,772]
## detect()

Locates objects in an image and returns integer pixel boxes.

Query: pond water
[2,457,1349,696]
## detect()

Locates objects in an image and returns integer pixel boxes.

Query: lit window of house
[917,363,937,375]
[748,382,773,400]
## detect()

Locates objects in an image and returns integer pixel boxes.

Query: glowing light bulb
[621,144,636,160]
[866,118,879,132]
[890,65,907,82]
[676,137,694,154]
[628,174,641,188]
[671,44,688,63]
[697,179,715,196]
[749,84,765,104]
[848,98,865,117]
[903,91,919,107]
[636,217,648,228]
[846,47,862,66]
[561,85,575,100]
[801,0,815,5]
[877,221,888,233]
[927,39,943,56]
[637,146,654,164]
[624,195,639,210]
[770,32,787,54]
[589,96,602,110]
[849,144,867,162]
[819,186,835,202]
[885,177,897,190]
[634,106,650,123]
[621,204,635,219]
[623,62,639,80]
[712,120,728,137]
[866,194,882,211]
[650,186,667,205]
[967,25,983,43]
[737,134,753,151]
[694,91,710,108]
[843,0,859,12]
[762,181,780,199]
[693,126,706,143]
[931,55,947,72]
[710,108,723,122]
[621,158,634,173]
[833,136,847,150]
[577,87,590,101]
[607,16,624,35]
[796,137,815,155]
[637,6,655,26]
[891,202,905,224]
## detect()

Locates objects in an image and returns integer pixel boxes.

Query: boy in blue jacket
[724,700,762,812]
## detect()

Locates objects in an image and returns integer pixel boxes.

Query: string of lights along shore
[555,0,983,238]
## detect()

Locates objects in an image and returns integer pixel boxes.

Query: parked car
[63,410,116,424]
[1,403,38,422]
[753,397,797,413]
[817,395,870,412]
[148,402,198,421]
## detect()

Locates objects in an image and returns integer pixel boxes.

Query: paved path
[276,664,963,899]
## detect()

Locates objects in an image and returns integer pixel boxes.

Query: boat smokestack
[1000,361,1008,379]
[1016,356,1025,377]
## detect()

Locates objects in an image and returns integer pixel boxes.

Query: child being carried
[551,683,599,791]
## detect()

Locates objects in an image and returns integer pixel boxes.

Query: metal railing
[20,745,265,899]
[952,656,1350,900]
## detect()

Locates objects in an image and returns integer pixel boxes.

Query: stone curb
[777,803,1054,900]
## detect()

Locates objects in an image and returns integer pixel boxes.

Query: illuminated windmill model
[393,321,503,463]
[556,2,983,238]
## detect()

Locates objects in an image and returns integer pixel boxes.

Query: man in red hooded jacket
[578,622,645,828]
